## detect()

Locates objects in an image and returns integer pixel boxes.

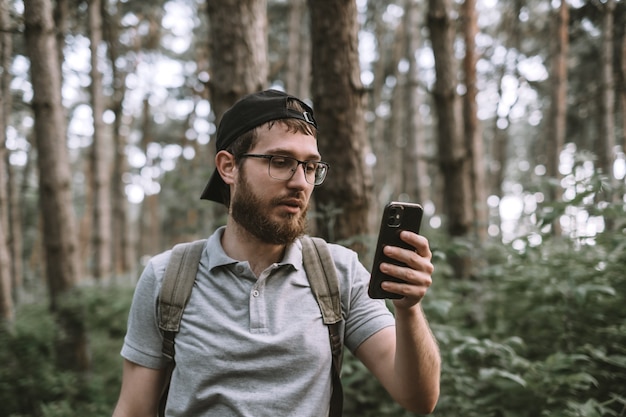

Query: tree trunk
[24,0,88,372]
[0,0,13,324]
[462,0,488,243]
[403,0,428,207]
[285,0,309,98]
[0,219,12,324]
[621,33,626,161]
[598,0,616,205]
[620,33,626,161]
[24,0,80,307]
[428,0,473,278]
[205,0,268,227]
[88,0,112,280]
[206,0,268,120]
[388,15,408,204]
[138,96,161,257]
[368,5,393,212]
[53,0,68,78]
[545,1,568,236]
[308,0,373,246]
[103,0,133,276]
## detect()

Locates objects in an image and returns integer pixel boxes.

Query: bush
[425,231,626,416]
[0,285,134,417]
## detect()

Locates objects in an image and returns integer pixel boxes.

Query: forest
[0,0,625,416]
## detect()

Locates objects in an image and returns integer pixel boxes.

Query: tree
[462,0,488,243]
[24,0,89,373]
[88,0,113,280]
[598,0,617,202]
[308,0,373,245]
[428,0,473,277]
[0,0,13,324]
[622,20,626,161]
[284,0,310,99]
[402,0,429,207]
[206,0,268,119]
[1,0,23,303]
[103,0,133,276]
[23,0,80,307]
[204,0,268,228]
[545,0,569,236]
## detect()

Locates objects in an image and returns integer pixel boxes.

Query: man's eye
[271,157,290,168]
[304,162,318,173]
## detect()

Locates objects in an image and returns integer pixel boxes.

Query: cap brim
[200,168,228,204]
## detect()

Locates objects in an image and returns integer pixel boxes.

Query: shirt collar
[206,226,303,271]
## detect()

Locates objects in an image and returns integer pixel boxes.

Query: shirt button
[252,290,260,297]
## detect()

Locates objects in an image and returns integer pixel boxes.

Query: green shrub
[0,285,134,417]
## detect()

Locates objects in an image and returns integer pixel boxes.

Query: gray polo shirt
[121,227,395,417]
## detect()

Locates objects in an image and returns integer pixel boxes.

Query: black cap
[200,89,317,204]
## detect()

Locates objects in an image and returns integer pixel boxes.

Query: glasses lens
[268,156,328,185]
[268,156,297,180]
[313,164,328,185]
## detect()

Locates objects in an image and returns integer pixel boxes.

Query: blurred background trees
[0,0,625,416]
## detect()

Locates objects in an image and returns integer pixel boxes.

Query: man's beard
[231,174,308,245]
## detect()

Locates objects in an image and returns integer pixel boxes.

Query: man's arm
[355,231,440,414]
[112,359,167,417]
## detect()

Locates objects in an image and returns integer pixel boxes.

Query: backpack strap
[157,239,206,417]
[301,235,344,417]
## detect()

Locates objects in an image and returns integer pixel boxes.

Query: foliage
[0,285,133,417]
[427,231,626,417]
[424,195,626,415]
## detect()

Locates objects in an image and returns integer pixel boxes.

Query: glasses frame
[239,153,329,185]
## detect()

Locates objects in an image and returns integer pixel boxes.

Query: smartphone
[368,202,424,299]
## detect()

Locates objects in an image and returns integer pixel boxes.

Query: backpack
[157,236,344,417]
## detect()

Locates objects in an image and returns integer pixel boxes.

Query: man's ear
[215,150,237,185]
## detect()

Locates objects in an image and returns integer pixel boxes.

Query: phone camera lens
[387,207,403,227]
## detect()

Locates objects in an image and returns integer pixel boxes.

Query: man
[112,89,440,417]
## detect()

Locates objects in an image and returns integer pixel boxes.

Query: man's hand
[378,231,434,309]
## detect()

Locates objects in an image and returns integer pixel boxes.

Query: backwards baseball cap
[200,89,317,204]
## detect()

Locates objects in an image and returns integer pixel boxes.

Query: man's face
[230,122,319,245]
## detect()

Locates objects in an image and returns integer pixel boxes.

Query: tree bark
[428,0,473,278]
[0,0,14,324]
[403,0,428,207]
[285,0,310,98]
[428,0,472,234]
[24,0,80,307]
[205,0,268,226]
[88,0,113,280]
[24,0,88,372]
[621,32,626,161]
[103,0,133,276]
[545,1,569,236]
[138,96,161,257]
[0,219,11,324]
[2,8,23,304]
[308,0,373,246]
[368,4,393,212]
[462,0,488,242]
[206,0,268,119]
[598,0,616,204]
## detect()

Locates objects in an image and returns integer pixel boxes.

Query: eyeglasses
[240,154,329,185]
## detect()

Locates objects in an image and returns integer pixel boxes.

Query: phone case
[368,202,424,299]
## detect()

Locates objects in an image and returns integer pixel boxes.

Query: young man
[112,90,440,417]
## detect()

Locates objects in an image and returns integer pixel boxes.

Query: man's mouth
[275,198,304,213]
